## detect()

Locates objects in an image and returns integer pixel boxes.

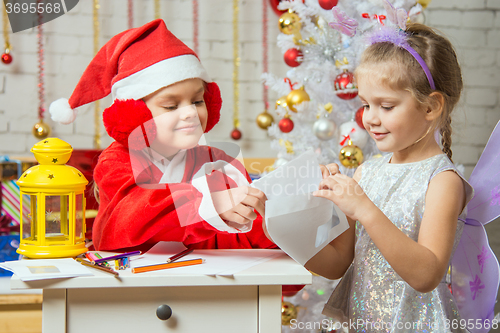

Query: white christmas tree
[263,0,424,178]
[262,1,426,332]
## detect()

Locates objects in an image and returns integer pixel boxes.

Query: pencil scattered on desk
[166,248,193,263]
[75,258,119,277]
[93,252,110,267]
[93,250,141,264]
[132,258,205,274]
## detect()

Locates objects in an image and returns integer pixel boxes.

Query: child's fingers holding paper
[240,193,266,217]
[320,163,340,179]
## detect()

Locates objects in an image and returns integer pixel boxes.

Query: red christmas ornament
[318,0,338,10]
[355,107,365,129]
[269,0,305,16]
[231,128,242,140]
[284,48,303,67]
[1,52,13,64]
[334,70,358,100]
[279,117,294,133]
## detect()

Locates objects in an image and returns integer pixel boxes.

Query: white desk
[10,251,311,333]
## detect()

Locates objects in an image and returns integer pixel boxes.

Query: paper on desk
[253,150,349,265]
[0,258,94,281]
[129,242,282,276]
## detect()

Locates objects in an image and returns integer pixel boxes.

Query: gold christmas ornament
[278,11,301,35]
[275,95,289,110]
[339,140,364,168]
[281,301,298,326]
[286,86,310,112]
[256,110,274,130]
[32,121,51,139]
[417,0,432,9]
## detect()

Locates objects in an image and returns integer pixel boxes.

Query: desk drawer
[67,285,258,333]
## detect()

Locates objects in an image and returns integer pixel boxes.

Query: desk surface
[10,251,312,290]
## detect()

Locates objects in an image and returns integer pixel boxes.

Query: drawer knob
[156,304,173,320]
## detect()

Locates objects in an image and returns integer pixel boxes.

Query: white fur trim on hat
[49,98,78,125]
[111,54,212,101]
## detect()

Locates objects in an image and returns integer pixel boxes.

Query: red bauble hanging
[318,0,338,10]
[284,48,303,67]
[334,69,358,100]
[269,0,304,16]
[231,128,242,140]
[279,116,294,133]
[1,51,12,64]
[355,107,365,129]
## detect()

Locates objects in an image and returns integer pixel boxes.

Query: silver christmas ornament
[313,118,336,141]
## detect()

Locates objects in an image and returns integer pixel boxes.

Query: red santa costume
[48,19,275,252]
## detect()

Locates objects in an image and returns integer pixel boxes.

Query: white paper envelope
[265,193,349,265]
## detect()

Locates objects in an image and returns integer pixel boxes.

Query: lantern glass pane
[75,193,84,240]
[21,194,37,242]
[45,195,70,242]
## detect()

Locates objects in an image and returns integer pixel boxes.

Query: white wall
[0,0,499,175]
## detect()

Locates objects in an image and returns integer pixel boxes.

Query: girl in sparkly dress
[307,22,476,332]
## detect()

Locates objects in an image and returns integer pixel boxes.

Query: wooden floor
[0,294,42,333]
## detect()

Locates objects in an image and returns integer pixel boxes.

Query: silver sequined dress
[323,153,473,333]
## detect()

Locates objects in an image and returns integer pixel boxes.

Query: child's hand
[319,163,340,179]
[211,186,267,228]
[313,174,370,221]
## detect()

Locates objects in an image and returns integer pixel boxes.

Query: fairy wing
[467,120,500,225]
[451,120,500,333]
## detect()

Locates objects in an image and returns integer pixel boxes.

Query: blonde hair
[355,23,463,161]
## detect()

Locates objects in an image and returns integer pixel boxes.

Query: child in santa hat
[49,19,275,253]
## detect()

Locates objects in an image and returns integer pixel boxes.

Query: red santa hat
[49,19,221,142]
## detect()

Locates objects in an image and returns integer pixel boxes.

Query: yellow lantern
[16,138,88,258]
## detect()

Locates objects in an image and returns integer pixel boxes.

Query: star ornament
[48,174,54,179]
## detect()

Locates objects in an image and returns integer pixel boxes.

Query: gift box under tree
[0,157,36,226]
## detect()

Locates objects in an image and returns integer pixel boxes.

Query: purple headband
[366,26,436,90]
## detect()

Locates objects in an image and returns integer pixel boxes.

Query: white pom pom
[49,98,78,124]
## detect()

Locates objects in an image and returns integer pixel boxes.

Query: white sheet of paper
[252,150,349,265]
[128,242,282,276]
[251,150,322,200]
[0,258,94,281]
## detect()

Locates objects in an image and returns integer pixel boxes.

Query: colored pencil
[93,250,141,263]
[132,258,205,274]
[85,252,98,262]
[166,248,193,263]
[75,258,119,277]
[93,253,110,267]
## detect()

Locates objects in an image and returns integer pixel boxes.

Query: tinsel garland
[128,0,133,29]
[154,0,160,19]
[37,0,44,121]
[2,1,10,54]
[93,0,101,149]
[232,0,240,130]
[193,0,199,55]
[262,0,269,111]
